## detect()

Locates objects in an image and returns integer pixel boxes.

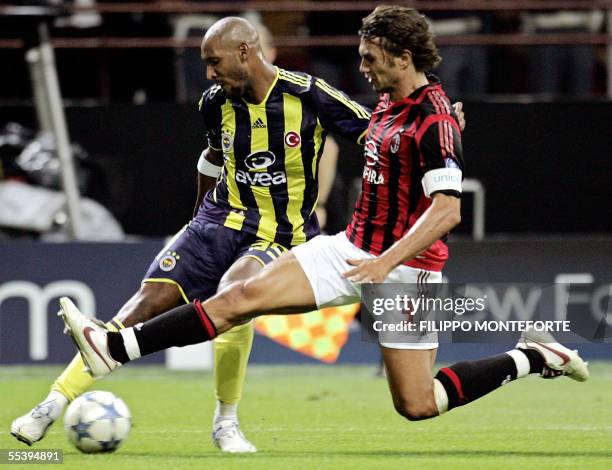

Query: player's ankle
[43,390,69,419]
[214,401,238,423]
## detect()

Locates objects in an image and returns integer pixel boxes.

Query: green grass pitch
[1,363,611,469]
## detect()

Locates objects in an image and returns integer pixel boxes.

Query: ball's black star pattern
[71,420,93,440]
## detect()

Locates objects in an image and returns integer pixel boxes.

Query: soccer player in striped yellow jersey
[10,16,370,452]
[197,61,370,247]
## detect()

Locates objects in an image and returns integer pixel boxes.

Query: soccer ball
[64,391,131,453]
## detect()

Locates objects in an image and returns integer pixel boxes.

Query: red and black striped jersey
[345,78,463,272]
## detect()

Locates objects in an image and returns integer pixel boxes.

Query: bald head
[201,17,274,98]
[203,17,260,52]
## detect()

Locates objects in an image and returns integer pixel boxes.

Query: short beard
[226,67,249,97]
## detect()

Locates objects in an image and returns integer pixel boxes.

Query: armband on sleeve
[421,168,462,198]
[197,150,222,178]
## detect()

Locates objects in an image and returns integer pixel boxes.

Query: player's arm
[311,78,371,145]
[193,85,224,217]
[193,147,223,217]
[344,115,464,283]
[343,193,460,283]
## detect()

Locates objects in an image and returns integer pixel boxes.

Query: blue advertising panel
[1,238,611,364]
[0,241,164,364]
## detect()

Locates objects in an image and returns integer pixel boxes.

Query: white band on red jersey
[197,150,222,177]
[421,168,462,198]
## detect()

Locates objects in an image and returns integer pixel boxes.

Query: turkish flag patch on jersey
[284,131,301,148]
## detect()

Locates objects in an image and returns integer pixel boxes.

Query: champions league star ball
[64,391,131,453]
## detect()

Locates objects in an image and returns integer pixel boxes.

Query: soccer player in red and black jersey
[345,62,462,273]
[60,6,588,425]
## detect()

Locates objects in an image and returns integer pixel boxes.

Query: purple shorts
[143,218,289,303]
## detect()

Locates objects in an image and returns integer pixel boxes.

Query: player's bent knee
[393,398,438,421]
[228,278,266,305]
[210,281,254,323]
[241,278,268,303]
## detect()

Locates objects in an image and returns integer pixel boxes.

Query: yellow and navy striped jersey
[197,67,371,247]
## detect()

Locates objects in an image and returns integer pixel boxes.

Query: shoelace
[213,422,240,439]
[30,402,56,420]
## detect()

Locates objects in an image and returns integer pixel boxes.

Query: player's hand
[452,101,466,131]
[342,257,393,283]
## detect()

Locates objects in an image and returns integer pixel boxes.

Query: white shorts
[292,232,442,350]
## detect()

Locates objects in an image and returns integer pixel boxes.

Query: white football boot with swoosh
[57,297,120,379]
[516,328,589,381]
[10,391,67,446]
[212,420,257,453]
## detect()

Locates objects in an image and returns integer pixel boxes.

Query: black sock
[107,333,130,364]
[518,348,545,374]
[106,300,217,362]
[435,353,518,411]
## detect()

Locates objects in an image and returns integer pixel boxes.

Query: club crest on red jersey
[390,132,401,154]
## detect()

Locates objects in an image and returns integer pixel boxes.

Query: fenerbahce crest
[221,133,233,152]
[159,251,180,272]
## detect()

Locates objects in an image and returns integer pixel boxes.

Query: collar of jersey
[241,66,279,107]
[379,77,442,111]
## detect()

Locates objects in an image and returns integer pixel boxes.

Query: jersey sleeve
[310,78,371,145]
[415,114,464,198]
[198,85,224,152]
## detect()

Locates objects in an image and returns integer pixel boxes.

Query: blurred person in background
[427,8,491,99]
[306,3,375,99]
[522,6,604,95]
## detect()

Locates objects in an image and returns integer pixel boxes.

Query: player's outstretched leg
[384,328,589,422]
[12,284,181,445]
[59,252,316,379]
[432,329,589,416]
[57,295,221,379]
